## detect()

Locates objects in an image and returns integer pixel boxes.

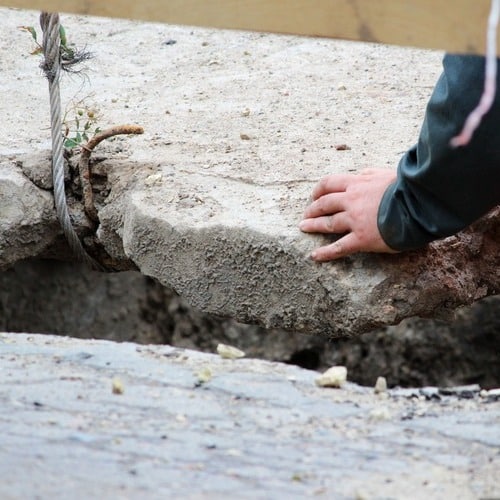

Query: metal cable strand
[40,12,101,270]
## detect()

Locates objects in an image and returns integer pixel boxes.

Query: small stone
[241,108,251,117]
[19,152,54,190]
[240,133,252,140]
[419,386,441,400]
[216,343,245,359]
[112,377,124,395]
[144,173,163,186]
[374,376,387,394]
[369,406,391,421]
[337,83,347,90]
[354,490,369,500]
[175,414,187,424]
[315,366,347,388]
[196,366,213,384]
[484,388,500,401]
[335,144,351,151]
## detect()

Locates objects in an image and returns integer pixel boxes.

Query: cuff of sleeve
[377,182,405,252]
[377,181,432,252]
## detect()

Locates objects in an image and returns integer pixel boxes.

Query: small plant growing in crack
[20,21,144,228]
[62,99,102,150]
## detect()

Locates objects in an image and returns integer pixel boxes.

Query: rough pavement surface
[1,333,499,499]
[1,8,498,336]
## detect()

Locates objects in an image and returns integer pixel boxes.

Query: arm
[378,54,500,250]
[300,54,500,261]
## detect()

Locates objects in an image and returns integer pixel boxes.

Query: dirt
[1,260,499,389]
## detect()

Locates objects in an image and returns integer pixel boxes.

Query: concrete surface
[0,9,499,337]
[1,10,499,499]
[0,333,499,499]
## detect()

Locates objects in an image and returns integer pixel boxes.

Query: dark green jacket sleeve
[378,54,500,251]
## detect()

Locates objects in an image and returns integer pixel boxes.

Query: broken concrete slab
[0,154,60,266]
[0,333,498,499]
[121,170,499,335]
[0,10,498,336]
[3,153,498,336]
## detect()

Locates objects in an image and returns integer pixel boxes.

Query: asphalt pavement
[0,333,498,499]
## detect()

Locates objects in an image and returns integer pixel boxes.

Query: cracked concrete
[0,8,498,336]
[1,9,499,499]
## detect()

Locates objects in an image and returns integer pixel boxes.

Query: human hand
[299,168,399,261]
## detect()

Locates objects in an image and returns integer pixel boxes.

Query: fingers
[300,212,350,234]
[310,233,360,261]
[301,169,399,261]
[303,192,346,219]
[311,170,395,201]
[311,174,351,200]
